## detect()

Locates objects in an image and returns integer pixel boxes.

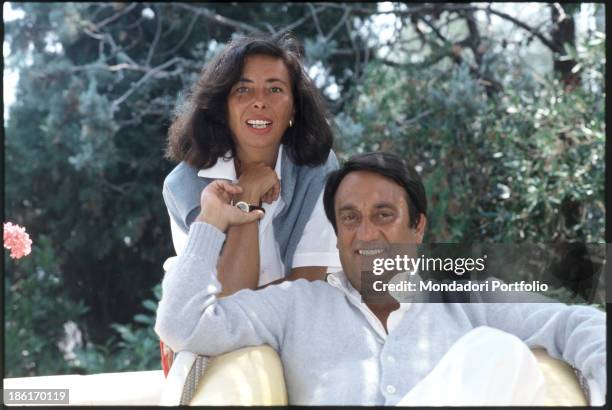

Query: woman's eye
[270,86,283,93]
[236,86,249,94]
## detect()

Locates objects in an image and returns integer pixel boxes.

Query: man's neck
[365,299,400,333]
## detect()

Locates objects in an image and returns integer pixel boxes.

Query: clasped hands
[195,163,280,233]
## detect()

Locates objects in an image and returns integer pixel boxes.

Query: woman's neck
[235,145,279,176]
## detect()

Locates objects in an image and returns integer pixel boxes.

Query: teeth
[247,120,271,129]
[358,249,384,256]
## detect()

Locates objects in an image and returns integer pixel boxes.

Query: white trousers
[397,326,547,406]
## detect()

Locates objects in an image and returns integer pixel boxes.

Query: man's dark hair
[166,32,334,168]
[323,152,427,233]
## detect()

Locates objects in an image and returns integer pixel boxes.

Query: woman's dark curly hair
[166,32,334,169]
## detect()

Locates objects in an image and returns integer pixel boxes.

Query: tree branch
[322,2,559,53]
[344,14,360,81]
[307,3,325,38]
[110,57,182,112]
[145,5,163,67]
[93,3,138,29]
[325,5,351,42]
[462,9,483,67]
[172,3,262,34]
[482,5,559,52]
[276,4,328,35]
[156,12,199,59]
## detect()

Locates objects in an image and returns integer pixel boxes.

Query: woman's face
[227,54,294,157]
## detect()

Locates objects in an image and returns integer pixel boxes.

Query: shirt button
[386,385,396,394]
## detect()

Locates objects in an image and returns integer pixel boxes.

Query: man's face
[334,171,426,292]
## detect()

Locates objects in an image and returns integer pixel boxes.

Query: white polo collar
[197,145,284,182]
[326,270,413,338]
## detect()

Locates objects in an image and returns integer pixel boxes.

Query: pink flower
[4,222,33,259]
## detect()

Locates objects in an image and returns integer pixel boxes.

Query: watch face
[235,201,249,212]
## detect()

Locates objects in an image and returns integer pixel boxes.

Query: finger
[230,208,264,225]
[262,191,272,204]
[206,181,238,204]
[271,182,281,201]
[219,189,232,203]
[265,185,278,203]
[216,180,243,195]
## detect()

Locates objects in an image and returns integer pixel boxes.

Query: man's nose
[356,219,379,242]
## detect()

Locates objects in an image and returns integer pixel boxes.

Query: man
[155,152,605,405]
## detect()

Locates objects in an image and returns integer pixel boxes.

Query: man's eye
[341,214,357,224]
[376,212,393,221]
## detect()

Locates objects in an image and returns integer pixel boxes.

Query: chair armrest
[532,348,588,406]
[161,345,287,406]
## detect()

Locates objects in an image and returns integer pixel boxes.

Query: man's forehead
[334,171,407,207]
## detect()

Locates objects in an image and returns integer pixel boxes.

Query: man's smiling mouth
[357,248,385,256]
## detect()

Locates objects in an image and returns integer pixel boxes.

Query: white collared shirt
[165,145,341,285]
[325,270,413,340]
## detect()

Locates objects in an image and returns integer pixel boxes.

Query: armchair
[160,346,587,406]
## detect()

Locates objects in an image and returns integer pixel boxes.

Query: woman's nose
[252,99,267,109]
[251,89,267,109]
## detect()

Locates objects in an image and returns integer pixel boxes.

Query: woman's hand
[236,163,281,205]
[196,180,264,232]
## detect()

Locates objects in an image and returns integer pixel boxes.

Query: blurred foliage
[337,30,605,243]
[4,235,88,377]
[73,284,162,373]
[3,2,605,376]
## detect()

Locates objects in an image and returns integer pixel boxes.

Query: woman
[160,33,341,374]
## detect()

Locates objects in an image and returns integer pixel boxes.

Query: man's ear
[414,214,427,242]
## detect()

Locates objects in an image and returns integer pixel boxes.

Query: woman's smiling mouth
[246,119,272,129]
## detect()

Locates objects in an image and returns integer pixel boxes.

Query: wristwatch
[234,201,265,214]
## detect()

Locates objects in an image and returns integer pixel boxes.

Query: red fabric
[160,340,173,377]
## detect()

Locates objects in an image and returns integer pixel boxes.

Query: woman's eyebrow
[237,77,288,86]
[266,78,288,85]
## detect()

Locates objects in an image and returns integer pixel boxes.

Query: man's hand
[195,180,264,232]
[236,163,281,205]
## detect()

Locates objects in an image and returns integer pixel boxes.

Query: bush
[336,32,605,243]
[73,284,162,373]
[5,235,89,377]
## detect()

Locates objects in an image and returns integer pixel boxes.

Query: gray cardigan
[162,148,339,274]
[155,223,607,405]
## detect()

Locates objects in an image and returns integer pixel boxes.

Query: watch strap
[247,204,265,213]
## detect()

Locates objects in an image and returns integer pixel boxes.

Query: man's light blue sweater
[155,223,606,405]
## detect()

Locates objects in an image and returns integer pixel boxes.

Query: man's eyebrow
[337,203,397,212]
[373,203,397,210]
[337,204,357,213]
